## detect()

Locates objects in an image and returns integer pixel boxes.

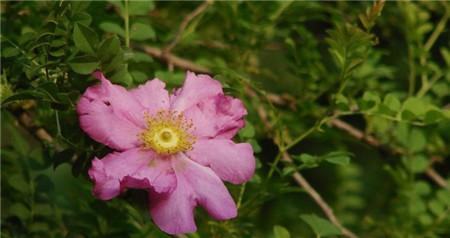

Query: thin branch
[251,97,357,237]
[135,44,212,74]
[330,118,448,189]
[282,152,358,238]
[425,168,448,189]
[17,110,64,153]
[424,5,449,52]
[330,118,380,147]
[163,0,213,57]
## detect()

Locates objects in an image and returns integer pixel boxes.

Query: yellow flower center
[138,109,196,155]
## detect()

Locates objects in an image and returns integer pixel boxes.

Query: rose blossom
[77,71,255,234]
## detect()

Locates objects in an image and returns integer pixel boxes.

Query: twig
[134,44,212,74]
[330,119,380,147]
[163,0,213,57]
[17,110,64,153]
[282,152,358,238]
[425,168,448,189]
[255,102,357,237]
[330,118,448,189]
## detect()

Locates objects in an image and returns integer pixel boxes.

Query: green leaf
[424,110,444,124]
[70,1,91,14]
[8,124,30,156]
[155,71,185,87]
[383,94,401,112]
[358,91,380,111]
[69,55,99,74]
[130,23,155,41]
[29,222,49,233]
[329,49,344,67]
[324,151,351,166]
[273,225,291,238]
[49,48,65,57]
[294,154,316,165]
[18,32,37,46]
[9,203,30,221]
[35,174,55,193]
[335,94,350,111]
[99,22,125,37]
[73,23,99,54]
[428,199,444,217]
[437,190,450,206]
[413,181,431,197]
[401,110,417,120]
[98,35,121,62]
[249,139,262,153]
[395,123,409,146]
[2,47,20,58]
[1,90,48,106]
[130,51,153,63]
[440,47,450,66]
[8,174,30,193]
[71,11,92,25]
[408,129,427,153]
[239,121,255,138]
[128,1,154,16]
[130,70,149,83]
[300,214,342,237]
[402,97,426,119]
[410,154,428,173]
[109,68,130,86]
[409,198,426,215]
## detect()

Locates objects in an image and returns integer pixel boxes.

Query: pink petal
[129,78,170,113]
[77,72,146,151]
[89,148,176,200]
[183,94,247,139]
[186,139,255,184]
[149,153,237,234]
[170,71,223,112]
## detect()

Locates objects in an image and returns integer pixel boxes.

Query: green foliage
[300,214,342,237]
[2,1,450,237]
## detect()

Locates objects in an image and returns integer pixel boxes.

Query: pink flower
[77,71,255,234]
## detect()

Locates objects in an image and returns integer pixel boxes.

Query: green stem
[267,153,282,179]
[416,71,443,98]
[236,183,246,210]
[283,124,319,153]
[124,0,130,48]
[267,123,319,179]
[407,44,416,97]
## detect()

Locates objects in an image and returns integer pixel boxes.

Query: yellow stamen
[138,109,196,155]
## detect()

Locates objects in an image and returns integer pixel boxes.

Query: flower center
[138,109,196,155]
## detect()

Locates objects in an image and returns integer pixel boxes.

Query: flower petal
[129,78,170,114]
[170,71,223,112]
[77,72,146,151]
[184,94,247,139]
[186,139,255,184]
[149,153,237,234]
[89,148,176,200]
